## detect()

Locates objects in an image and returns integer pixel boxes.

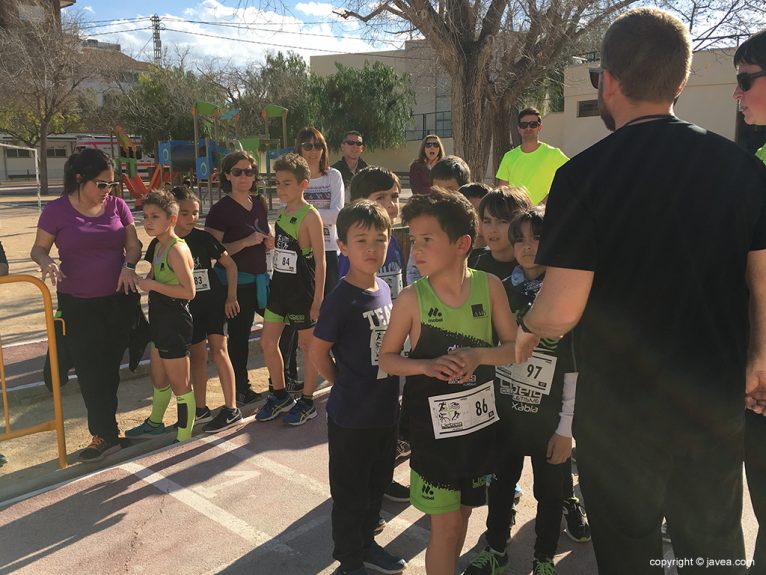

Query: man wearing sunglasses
[495,107,569,205]
[733,28,766,575]
[332,131,368,201]
[514,8,766,573]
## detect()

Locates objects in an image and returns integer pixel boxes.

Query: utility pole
[151,14,162,66]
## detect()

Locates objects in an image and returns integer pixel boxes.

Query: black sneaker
[562,497,591,543]
[286,376,304,396]
[236,387,263,407]
[363,542,407,574]
[374,516,386,535]
[79,435,122,462]
[204,408,243,433]
[0,453,7,467]
[331,567,369,575]
[195,406,214,424]
[383,480,410,503]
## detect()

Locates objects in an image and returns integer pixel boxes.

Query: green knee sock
[175,391,196,442]
[149,385,172,425]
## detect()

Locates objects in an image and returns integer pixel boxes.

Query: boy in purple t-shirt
[309,201,407,575]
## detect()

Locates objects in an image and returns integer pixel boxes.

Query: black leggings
[58,292,138,440]
[227,283,259,394]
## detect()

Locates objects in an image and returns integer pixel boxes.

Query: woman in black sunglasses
[205,150,273,408]
[31,147,143,462]
[409,134,444,195]
[733,28,766,575]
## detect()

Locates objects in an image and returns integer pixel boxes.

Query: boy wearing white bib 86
[379,189,516,575]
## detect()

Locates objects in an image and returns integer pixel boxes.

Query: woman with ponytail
[31,148,142,462]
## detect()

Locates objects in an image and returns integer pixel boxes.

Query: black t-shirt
[331,157,369,191]
[472,250,515,281]
[146,228,226,302]
[537,117,766,443]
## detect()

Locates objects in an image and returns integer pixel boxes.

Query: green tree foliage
[317,61,414,151]
[108,64,228,151]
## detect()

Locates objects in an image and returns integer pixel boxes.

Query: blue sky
[70,0,401,66]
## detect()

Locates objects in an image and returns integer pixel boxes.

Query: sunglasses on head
[424,142,440,148]
[736,70,766,92]
[343,140,363,147]
[301,142,323,151]
[229,168,256,177]
[95,180,120,190]
[518,120,541,129]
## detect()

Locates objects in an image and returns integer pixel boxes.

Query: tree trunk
[491,102,512,180]
[449,49,493,184]
[38,125,49,195]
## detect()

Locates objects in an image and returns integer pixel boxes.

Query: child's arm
[379,287,463,380]
[547,373,576,464]
[306,210,326,321]
[447,274,517,383]
[218,251,240,319]
[309,337,337,385]
[205,226,265,256]
[138,244,196,300]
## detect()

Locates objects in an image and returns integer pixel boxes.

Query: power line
[159,26,429,60]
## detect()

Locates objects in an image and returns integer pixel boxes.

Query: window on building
[6,148,31,158]
[577,99,600,118]
[47,147,67,158]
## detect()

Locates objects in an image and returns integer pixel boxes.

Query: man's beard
[598,82,616,132]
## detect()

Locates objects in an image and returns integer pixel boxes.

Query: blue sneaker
[125,418,167,438]
[255,393,295,422]
[362,542,407,574]
[283,397,317,426]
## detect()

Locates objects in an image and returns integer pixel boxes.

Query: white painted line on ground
[200,434,432,547]
[120,461,294,555]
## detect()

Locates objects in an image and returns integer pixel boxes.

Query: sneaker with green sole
[463,547,508,575]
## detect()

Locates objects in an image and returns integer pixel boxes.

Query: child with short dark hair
[134,186,243,436]
[472,186,532,279]
[459,183,492,266]
[379,189,516,575]
[310,200,407,575]
[135,189,197,442]
[431,155,471,189]
[464,206,578,575]
[257,153,326,426]
[340,166,403,297]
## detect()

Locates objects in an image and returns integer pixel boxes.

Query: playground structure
[82,104,291,211]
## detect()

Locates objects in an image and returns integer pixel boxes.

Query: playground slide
[121,173,149,207]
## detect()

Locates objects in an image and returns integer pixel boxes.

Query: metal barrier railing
[0,275,68,469]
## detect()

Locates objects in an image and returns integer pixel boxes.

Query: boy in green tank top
[257,153,327,426]
[134,190,197,443]
[379,189,517,575]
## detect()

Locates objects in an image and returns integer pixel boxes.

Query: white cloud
[82,0,395,67]
[82,5,95,14]
[294,2,339,17]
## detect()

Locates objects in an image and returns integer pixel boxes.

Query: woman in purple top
[31,148,142,462]
[408,134,444,195]
[205,150,274,407]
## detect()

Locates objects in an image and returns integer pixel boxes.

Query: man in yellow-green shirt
[496,107,569,205]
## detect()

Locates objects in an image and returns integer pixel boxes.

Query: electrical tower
[151,14,162,66]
